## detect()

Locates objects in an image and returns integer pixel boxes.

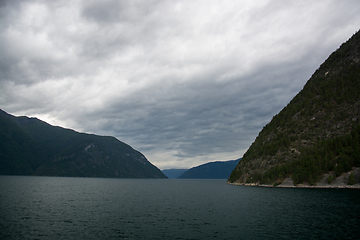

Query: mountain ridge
[228,30,360,187]
[0,109,166,178]
[162,168,188,178]
[179,159,240,179]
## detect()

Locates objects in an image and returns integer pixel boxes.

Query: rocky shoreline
[228,168,360,189]
[227,181,360,189]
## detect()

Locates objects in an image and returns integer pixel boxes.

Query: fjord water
[0,176,359,240]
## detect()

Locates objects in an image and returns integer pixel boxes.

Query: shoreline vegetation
[228,167,360,189]
[227,181,360,189]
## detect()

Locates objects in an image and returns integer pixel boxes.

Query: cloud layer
[1,0,360,169]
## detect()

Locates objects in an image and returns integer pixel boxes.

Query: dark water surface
[0,176,359,239]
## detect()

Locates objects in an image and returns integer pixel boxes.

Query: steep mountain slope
[179,159,240,179]
[0,109,166,178]
[162,168,189,178]
[228,30,360,186]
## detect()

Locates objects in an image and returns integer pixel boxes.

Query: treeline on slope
[229,30,360,185]
[231,125,360,185]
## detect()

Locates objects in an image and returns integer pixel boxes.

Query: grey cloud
[72,57,314,160]
[1,0,360,169]
[0,2,76,84]
[81,0,160,24]
[82,0,129,23]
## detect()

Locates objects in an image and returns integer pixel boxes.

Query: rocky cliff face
[0,109,166,178]
[228,30,360,186]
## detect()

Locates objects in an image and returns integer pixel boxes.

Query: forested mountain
[179,159,240,179]
[228,30,360,186]
[0,109,166,178]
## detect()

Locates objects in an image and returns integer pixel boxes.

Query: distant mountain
[162,169,189,178]
[0,109,166,178]
[179,159,241,179]
[229,30,360,186]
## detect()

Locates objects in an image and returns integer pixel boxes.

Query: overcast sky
[1,0,359,169]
